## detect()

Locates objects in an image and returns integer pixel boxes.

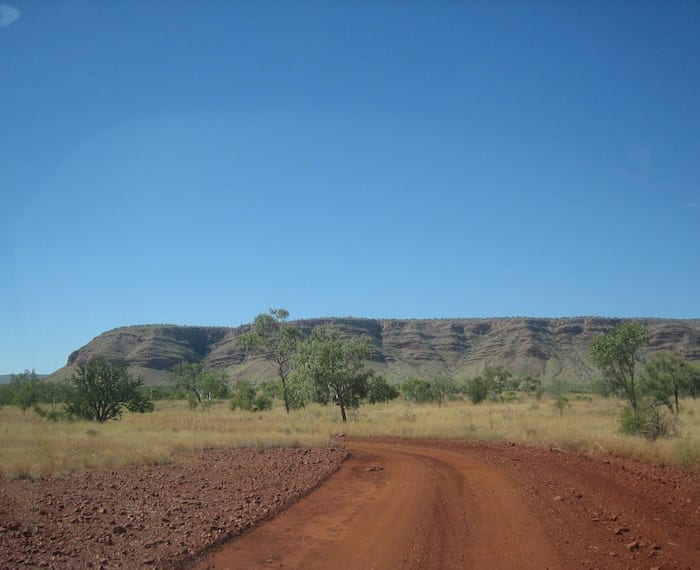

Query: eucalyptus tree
[293,325,372,422]
[238,308,302,413]
[643,351,700,414]
[590,322,648,411]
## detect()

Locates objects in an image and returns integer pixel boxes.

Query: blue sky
[2,1,699,373]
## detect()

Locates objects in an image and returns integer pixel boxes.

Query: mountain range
[46,317,700,386]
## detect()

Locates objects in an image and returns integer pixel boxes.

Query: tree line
[3,313,698,433]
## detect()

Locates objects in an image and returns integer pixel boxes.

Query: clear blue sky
[2,1,699,374]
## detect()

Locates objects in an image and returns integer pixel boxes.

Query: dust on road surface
[194,438,699,570]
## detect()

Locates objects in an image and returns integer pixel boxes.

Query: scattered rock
[0,447,347,568]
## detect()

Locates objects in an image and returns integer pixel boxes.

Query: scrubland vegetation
[2,316,698,479]
[2,392,699,480]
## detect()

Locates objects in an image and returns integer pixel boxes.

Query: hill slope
[48,317,700,385]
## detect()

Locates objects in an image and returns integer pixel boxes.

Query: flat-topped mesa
[52,317,700,385]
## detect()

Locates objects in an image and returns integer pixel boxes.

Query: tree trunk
[281,378,290,414]
[674,387,680,414]
[340,404,347,422]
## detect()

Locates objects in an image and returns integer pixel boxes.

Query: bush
[229,381,272,411]
[553,395,570,417]
[65,358,154,422]
[10,371,41,413]
[401,378,434,403]
[620,404,676,440]
[465,376,489,404]
[367,375,400,404]
[253,393,273,411]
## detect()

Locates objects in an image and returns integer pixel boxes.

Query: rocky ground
[0,446,347,569]
[2,438,699,569]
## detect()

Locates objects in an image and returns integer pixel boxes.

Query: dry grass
[2,396,699,478]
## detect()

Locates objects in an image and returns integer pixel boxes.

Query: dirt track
[195,438,699,570]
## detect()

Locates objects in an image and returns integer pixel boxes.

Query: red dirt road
[195,438,699,570]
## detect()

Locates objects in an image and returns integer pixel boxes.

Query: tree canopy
[238,308,301,413]
[590,322,649,410]
[642,351,700,413]
[9,370,41,413]
[169,361,229,408]
[65,358,154,422]
[293,325,372,421]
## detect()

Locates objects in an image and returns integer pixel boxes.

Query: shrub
[9,371,41,413]
[620,404,676,440]
[367,375,400,404]
[401,378,434,403]
[65,358,154,422]
[465,376,489,404]
[229,381,272,411]
[253,393,273,411]
[229,381,257,411]
[553,395,570,417]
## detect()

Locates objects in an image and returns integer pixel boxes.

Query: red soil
[195,438,699,570]
[0,447,347,569]
[2,439,698,569]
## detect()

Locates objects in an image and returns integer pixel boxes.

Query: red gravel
[0,447,347,569]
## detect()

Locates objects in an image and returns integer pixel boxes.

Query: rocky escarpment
[51,317,700,385]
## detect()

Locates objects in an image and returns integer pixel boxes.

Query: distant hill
[47,317,700,386]
[0,373,48,384]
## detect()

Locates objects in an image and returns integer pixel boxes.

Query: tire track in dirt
[194,440,560,569]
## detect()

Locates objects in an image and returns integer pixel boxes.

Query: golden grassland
[1,396,699,479]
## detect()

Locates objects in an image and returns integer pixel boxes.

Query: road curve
[195,440,555,569]
[193,438,699,569]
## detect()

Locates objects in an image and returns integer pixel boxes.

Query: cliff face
[51,318,700,385]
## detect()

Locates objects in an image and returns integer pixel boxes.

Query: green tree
[642,351,700,414]
[229,380,256,410]
[238,308,302,414]
[0,384,12,408]
[401,377,435,403]
[465,375,490,404]
[169,362,228,408]
[483,364,513,394]
[432,376,457,406]
[516,372,542,400]
[590,322,649,411]
[293,325,372,422]
[228,380,272,411]
[9,370,41,413]
[366,374,400,404]
[65,358,154,422]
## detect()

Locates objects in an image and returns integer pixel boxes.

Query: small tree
[642,351,700,414]
[65,358,154,422]
[590,322,648,411]
[483,365,514,394]
[465,375,490,404]
[169,362,228,408]
[401,377,435,403]
[228,380,272,411]
[9,370,41,413]
[292,325,372,422]
[238,308,302,414]
[366,374,400,404]
[516,372,542,400]
[432,376,457,406]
